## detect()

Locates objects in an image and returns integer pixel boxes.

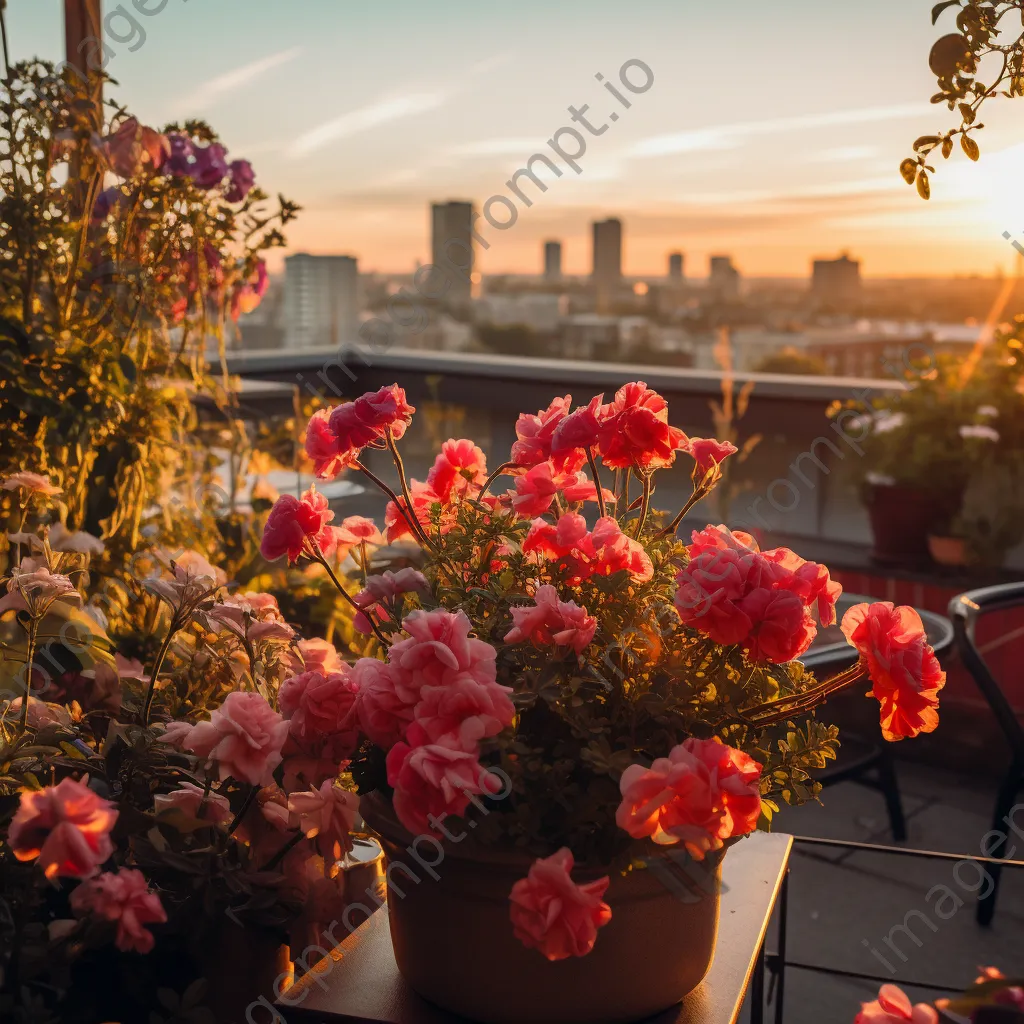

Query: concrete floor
[740,760,1024,1023]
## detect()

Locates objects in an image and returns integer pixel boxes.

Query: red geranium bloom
[841,602,945,741]
[687,437,739,478]
[260,487,336,563]
[596,382,689,471]
[511,395,572,468]
[426,438,488,502]
[524,512,653,584]
[550,395,604,462]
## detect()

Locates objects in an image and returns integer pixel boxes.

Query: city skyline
[8,0,1024,277]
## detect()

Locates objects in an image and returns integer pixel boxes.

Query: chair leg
[977,763,1023,928]
[877,747,907,842]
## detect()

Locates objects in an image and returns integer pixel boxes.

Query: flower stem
[143,614,180,726]
[744,660,868,726]
[586,450,607,519]
[658,488,706,539]
[479,462,517,499]
[384,429,436,549]
[354,460,433,550]
[313,546,390,647]
[635,473,653,537]
[18,620,39,733]
[261,830,306,872]
[227,784,259,837]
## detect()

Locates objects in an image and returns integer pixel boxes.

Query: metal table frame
[766,835,1024,1022]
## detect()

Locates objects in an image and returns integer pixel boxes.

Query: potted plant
[258,381,948,1024]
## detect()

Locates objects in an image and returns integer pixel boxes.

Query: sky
[8,0,1024,278]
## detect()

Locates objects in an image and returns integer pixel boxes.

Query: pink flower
[407,676,515,749]
[70,868,167,955]
[279,668,361,760]
[616,737,762,860]
[841,603,945,741]
[225,158,255,203]
[509,459,610,519]
[353,569,430,635]
[509,848,612,961]
[2,472,62,496]
[336,515,384,546]
[550,395,605,462]
[287,780,359,859]
[0,566,80,615]
[426,439,488,502]
[596,382,689,471]
[384,480,444,543]
[504,585,597,655]
[298,637,343,674]
[155,720,194,749]
[523,513,653,585]
[387,609,497,698]
[97,117,170,178]
[854,984,938,1024]
[687,437,738,478]
[386,737,502,835]
[353,658,414,749]
[8,778,117,879]
[260,487,335,563]
[305,409,348,479]
[186,691,289,786]
[153,783,232,825]
[674,526,840,664]
[511,396,572,468]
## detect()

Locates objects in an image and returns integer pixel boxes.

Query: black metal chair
[948,583,1024,927]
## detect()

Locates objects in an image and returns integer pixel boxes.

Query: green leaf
[961,135,980,161]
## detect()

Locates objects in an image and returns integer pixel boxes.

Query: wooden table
[279,832,792,1024]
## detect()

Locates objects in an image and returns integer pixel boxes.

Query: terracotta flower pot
[928,534,968,568]
[361,792,722,1024]
[864,483,954,567]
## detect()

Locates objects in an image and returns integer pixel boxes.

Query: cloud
[448,137,545,157]
[172,47,302,115]
[288,92,448,158]
[629,103,930,158]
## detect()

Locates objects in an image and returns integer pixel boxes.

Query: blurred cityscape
[232,201,1021,379]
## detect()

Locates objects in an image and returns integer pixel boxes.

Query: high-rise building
[668,252,685,281]
[431,201,475,307]
[544,240,562,280]
[284,254,359,350]
[708,255,741,300]
[592,218,622,311]
[812,254,862,306]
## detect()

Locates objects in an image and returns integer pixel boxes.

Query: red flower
[674,526,840,664]
[596,382,689,471]
[509,849,612,960]
[550,395,604,462]
[841,603,945,741]
[304,386,415,481]
[524,513,653,584]
[687,437,738,478]
[426,438,488,502]
[504,585,597,654]
[260,487,335,563]
[511,396,572,468]
[508,458,610,519]
[384,481,444,543]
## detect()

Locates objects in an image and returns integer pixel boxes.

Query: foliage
[832,317,1024,561]
[753,347,829,377]
[904,0,1024,196]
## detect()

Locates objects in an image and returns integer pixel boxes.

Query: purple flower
[91,187,125,223]
[190,143,229,189]
[163,134,194,176]
[225,159,256,203]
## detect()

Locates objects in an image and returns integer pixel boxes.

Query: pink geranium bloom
[523,513,653,585]
[386,737,502,835]
[509,459,611,519]
[505,585,597,655]
[304,409,349,479]
[854,984,938,1023]
[279,668,361,759]
[841,603,946,741]
[675,526,840,664]
[186,691,289,786]
[353,657,415,749]
[353,569,430,635]
[0,566,80,615]
[427,439,488,502]
[616,737,762,860]
[298,637,343,674]
[1,471,62,496]
[155,720,194,749]
[336,515,384,546]
[153,782,232,825]
[407,676,515,749]
[70,868,167,955]
[384,480,444,543]
[287,780,359,859]
[596,382,689,471]
[509,848,612,961]
[550,395,605,462]
[511,395,572,468]
[387,609,498,698]
[687,437,739,478]
[260,487,336,563]
[8,778,118,879]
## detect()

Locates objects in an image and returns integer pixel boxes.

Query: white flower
[959,425,1000,442]
[977,405,998,418]
[873,413,906,435]
[866,472,897,487]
